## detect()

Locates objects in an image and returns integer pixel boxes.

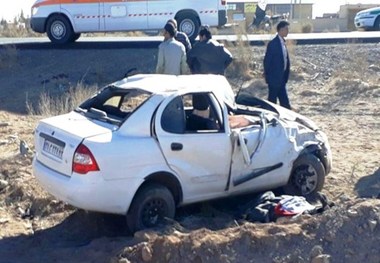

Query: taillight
[72,144,99,174]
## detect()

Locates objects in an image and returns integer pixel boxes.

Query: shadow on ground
[355,167,380,198]
[0,192,269,262]
[0,210,133,263]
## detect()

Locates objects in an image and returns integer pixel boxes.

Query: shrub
[301,23,313,33]
[225,24,255,81]
[27,82,99,116]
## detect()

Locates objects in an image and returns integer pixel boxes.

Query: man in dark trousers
[186,25,233,75]
[250,0,267,29]
[263,20,291,110]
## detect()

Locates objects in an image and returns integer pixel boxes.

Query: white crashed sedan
[32,74,332,232]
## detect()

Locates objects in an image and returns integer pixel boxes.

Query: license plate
[43,139,64,159]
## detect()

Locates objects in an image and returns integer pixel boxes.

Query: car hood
[357,6,380,15]
[235,94,320,131]
[269,103,319,131]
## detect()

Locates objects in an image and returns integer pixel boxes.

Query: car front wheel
[126,183,175,233]
[374,17,380,31]
[283,154,326,196]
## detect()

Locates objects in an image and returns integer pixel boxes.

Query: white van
[30,0,228,44]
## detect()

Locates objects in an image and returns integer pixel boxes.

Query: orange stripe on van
[75,15,112,19]
[199,10,217,14]
[75,12,174,19]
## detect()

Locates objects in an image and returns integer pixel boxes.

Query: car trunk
[34,111,113,177]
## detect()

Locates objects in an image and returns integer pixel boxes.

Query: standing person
[263,20,291,110]
[156,23,188,75]
[167,18,192,53]
[250,0,267,29]
[186,25,233,75]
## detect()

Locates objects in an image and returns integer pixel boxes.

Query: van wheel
[71,33,81,42]
[46,15,74,44]
[177,13,200,42]
[283,154,325,196]
[126,183,175,233]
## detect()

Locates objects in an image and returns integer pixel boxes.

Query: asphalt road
[1,31,380,49]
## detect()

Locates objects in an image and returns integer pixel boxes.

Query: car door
[228,114,294,195]
[103,0,148,31]
[62,0,100,32]
[155,92,232,204]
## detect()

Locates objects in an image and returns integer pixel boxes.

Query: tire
[177,13,200,42]
[70,33,81,42]
[46,15,74,44]
[126,183,175,233]
[283,154,326,196]
[374,17,380,31]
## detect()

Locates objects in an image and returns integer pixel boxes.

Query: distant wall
[311,18,349,32]
[282,18,349,33]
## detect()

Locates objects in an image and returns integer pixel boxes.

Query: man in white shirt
[156,23,188,75]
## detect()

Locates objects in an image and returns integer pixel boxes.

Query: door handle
[171,142,183,151]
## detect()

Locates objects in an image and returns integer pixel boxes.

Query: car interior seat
[187,94,218,131]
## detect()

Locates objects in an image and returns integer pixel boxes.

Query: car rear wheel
[126,183,175,233]
[46,15,74,44]
[283,154,325,196]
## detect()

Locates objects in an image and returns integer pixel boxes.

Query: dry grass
[27,83,99,116]
[0,19,150,38]
[334,43,370,80]
[224,24,256,83]
[0,25,40,38]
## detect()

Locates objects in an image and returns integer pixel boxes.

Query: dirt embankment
[0,42,379,263]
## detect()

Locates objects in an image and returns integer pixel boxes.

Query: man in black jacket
[263,20,291,109]
[186,25,233,75]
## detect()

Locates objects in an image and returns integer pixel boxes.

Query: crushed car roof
[111,74,236,108]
